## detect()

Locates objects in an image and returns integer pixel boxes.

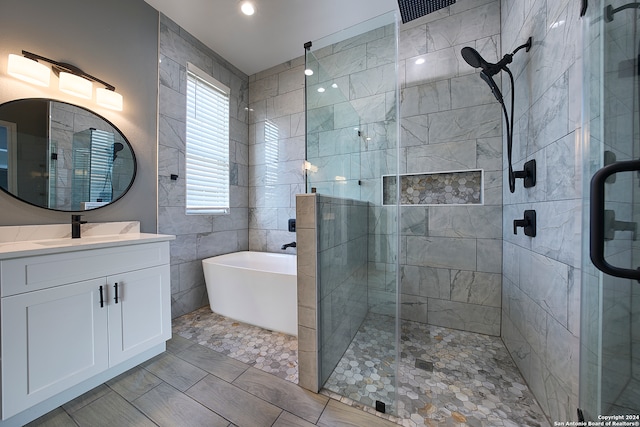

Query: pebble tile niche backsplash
[383,170,482,205]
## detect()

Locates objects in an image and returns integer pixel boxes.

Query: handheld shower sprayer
[460,46,503,102]
[461,38,532,77]
[460,37,534,193]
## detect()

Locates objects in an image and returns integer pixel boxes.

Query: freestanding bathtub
[202,251,298,336]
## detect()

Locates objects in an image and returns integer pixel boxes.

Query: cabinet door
[1,278,109,419]
[107,265,171,366]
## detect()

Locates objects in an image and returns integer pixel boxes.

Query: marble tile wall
[249,1,504,337]
[397,0,503,336]
[303,23,402,335]
[247,56,305,254]
[500,0,582,422]
[158,15,250,319]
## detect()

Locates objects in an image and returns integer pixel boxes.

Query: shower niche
[382,170,483,206]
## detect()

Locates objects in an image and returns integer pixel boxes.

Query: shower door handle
[590,159,640,281]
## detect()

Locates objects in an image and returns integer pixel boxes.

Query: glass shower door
[305,11,401,415]
[581,0,640,419]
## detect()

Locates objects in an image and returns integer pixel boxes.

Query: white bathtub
[202,251,298,336]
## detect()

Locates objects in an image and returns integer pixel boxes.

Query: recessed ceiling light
[331,83,338,88]
[415,58,426,65]
[317,87,325,93]
[240,1,255,15]
[304,69,314,76]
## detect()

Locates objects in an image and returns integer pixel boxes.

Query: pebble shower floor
[173,307,550,426]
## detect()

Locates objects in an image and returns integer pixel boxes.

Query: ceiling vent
[397,0,456,23]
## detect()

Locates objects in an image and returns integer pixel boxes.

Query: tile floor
[27,334,397,427]
[324,313,550,426]
[174,308,550,426]
[173,307,298,383]
[29,307,551,427]
[609,378,640,415]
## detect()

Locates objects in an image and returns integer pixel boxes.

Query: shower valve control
[513,210,536,237]
[513,159,537,189]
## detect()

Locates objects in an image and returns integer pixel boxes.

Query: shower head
[460,37,534,194]
[461,47,490,71]
[397,0,456,24]
[461,37,533,76]
[112,142,124,161]
[461,47,503,102]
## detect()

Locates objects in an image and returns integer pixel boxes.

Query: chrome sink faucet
[71,214,87,239]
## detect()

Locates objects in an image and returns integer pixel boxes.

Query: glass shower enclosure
[581,0,640,419]
[304,11,401,414]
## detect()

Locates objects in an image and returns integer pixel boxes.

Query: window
[185,62,230,215]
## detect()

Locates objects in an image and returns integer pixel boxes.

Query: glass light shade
[96,88,123,111]
[58,72,92,99]
[240,1,255,15]
[7,54,51,87]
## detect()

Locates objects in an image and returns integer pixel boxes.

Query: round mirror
[0,99,136,211]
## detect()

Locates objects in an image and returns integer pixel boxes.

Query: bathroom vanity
[0,223,174,426]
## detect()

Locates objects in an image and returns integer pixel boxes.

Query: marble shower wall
[500,0,582,422]
[50,102,127,211]
[397,0,503,336]
[248,1,504,336]
[302,22,401,329]
[247,57,305,253]
[158,15,250,319]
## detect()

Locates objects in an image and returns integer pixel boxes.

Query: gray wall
[158,15,250,319]
[0,0,159,232]
[500,0,582,422]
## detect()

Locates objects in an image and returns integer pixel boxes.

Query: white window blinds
[185,63,230,215]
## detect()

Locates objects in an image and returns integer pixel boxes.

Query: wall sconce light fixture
[7,54,50,87]
[6,50,123,111]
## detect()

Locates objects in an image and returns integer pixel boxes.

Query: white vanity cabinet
[0,238,172,424]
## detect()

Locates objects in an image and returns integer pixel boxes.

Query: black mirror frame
[0,98,137,212]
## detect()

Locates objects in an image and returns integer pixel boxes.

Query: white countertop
[0,233,175,260]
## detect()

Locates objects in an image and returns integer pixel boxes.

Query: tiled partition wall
[398,0,503,335]
[295,193,319,392]
[295,193,369,391]
[158,15,250,318]
[316,195,369,385]
[500,0,582,422]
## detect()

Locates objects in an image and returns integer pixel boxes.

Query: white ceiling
[144,0,398,76]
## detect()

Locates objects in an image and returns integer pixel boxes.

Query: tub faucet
[281,241,296,250]
[71,214,87,239]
